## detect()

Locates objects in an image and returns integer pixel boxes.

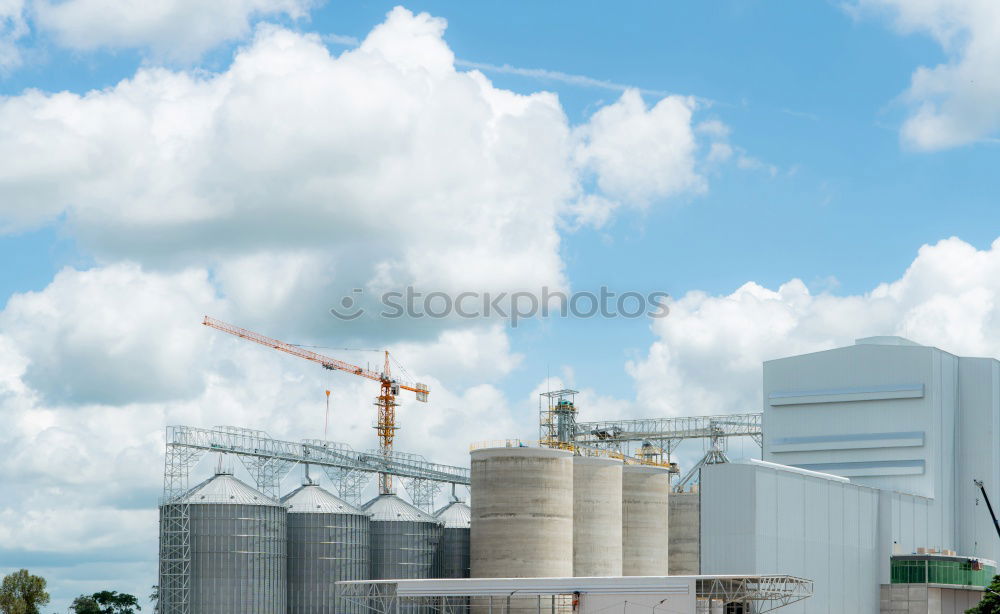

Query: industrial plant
[156,321,1000,613]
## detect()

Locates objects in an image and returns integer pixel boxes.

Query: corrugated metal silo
[281,482,370,614]
[362,494,443,580]
[470,447,574,578]
[434,500,471,578]
[161,471,286,614]
[622,464,670,576]
[573,456,623,576]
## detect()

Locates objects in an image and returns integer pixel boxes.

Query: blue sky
[5,1,994,295]
[2,0,1000,609]
[4,0,998,400]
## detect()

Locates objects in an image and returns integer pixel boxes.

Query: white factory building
[700,336,1000,613]
[156,334,1000,613]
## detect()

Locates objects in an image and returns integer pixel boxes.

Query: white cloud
[564,193,620,230]
[0,0,27,69]
[696,119,730,139]
[0,260,533,608]
[735,153,778,177]
[0,12,573,303]
[0,7,734,607]
[393,324,523,384]
[706,142,733,163]
[0,263,223,405]
[33,0,317,61]
[859,0,1000,150]
[575,89,705,207]
[628,236,1000,416]
[0,8,724,338]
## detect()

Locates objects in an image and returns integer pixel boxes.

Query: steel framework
[164,425,469,492]
[202,316,430,495]
[573,413,763,491]
[158,425,468,614]
[159,439,207,614]
[695,576,813,613]
[337,575,813,614]
[539,389,578,450]
[339,584,574,614]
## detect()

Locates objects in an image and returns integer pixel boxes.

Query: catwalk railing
[162,424,469,500]
[574,412,763,448]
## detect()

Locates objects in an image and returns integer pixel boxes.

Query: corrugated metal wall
[186,502,287,614]
[435,527,470,578]
[370,520,442,579]
[701,462,880,614]
[286,512,369,614]
[956,357,1000,565]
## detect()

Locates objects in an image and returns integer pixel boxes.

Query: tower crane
[202,316,429,494]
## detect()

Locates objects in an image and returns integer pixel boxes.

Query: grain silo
[470,447,573,578]
[160,471,286,614]
[282,481,370,614]
[434,500,471,578]
[363,494,443,580]
[573,456,623,576]
[622,464,670,576]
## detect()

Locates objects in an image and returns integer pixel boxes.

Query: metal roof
[362,494,440,523]
[855,336,921,346]
[351,576,694,597]
[180,472,280,506]
[338,575,813,609]
[434,501,470,528]
[281,483,366,515]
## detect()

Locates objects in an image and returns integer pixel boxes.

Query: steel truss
[338,583,574,614]
[158,425,468,614]
[401,477,444,513]
[317,464,371,505]
[304,439,372,504]
[338,576,812,614]
[165,425,469,488]
[695,576,813,613]
[573,413,762,491]
[158,432,207,614]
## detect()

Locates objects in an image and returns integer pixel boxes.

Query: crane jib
[202,315,431,494]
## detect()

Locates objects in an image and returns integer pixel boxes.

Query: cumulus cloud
[0,8,720,339]
[0,263,224,405]
[392,325,523,384]
[628,237,1000,415]
[575,89,704,206]
[32,0,317,61]
[0,7,731,608]
[0,0,27,69]
[859,0,1000,150]
[0,12,569,336]
[0,260,534,607]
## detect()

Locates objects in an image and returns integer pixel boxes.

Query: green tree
[69,596,101,614]
[968,574,1000,613]
[0,569,49,614]
[70,591,141,614]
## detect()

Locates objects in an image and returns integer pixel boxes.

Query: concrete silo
[362,494,443,580]
[434,500,471,578]
[573,456,623,577]
[470,447,574,578]
[160,471,286,614]
[281,482,370,614]
[622,465,670,576]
